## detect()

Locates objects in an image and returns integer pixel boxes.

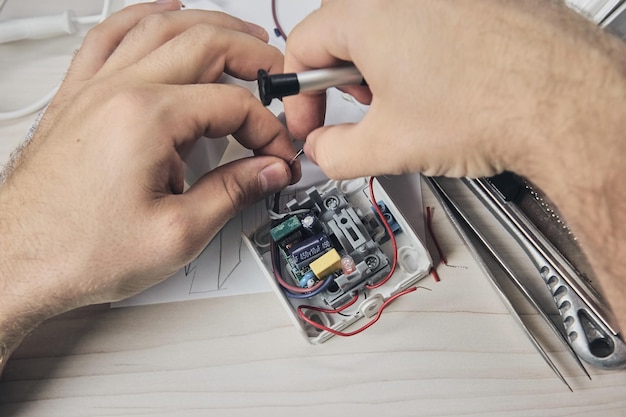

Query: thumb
[189,155,291,223]
[303,119,400,179]
[164,156,291,261]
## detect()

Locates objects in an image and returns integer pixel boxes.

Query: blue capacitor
[288,232,333,267]
[299,271,317,288]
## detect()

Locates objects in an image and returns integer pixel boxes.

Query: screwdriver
[257,66,366,106]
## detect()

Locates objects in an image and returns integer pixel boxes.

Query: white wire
[0,0,112,122]
[0,85,58,121]
[74,14,102,25]
[74,0,112,25]
[77,0,113,24]
[268,208,309,220]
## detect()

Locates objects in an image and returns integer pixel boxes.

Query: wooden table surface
[1,1,626,416]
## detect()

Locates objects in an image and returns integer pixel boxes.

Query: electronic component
[309,248,341,279]
[288,232,332,268]
[270,215,301,242]
[244,177,433,344]
[340,255,357,275]
[299,271,317,288]
[300,214,323,236]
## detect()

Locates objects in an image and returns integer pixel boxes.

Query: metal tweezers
[425,177,594,391]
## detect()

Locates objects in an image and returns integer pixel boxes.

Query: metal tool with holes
[462,177,626,369]
[425,177,580,390]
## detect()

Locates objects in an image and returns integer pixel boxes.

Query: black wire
[272,191,281,214]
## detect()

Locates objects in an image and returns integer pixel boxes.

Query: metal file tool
[462,175,626,370]
[425,177,578,390]
[426,173,626,374]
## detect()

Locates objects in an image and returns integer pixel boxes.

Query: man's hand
[284,0,625,181]
[0,0,299,362]
[283,0,626,330]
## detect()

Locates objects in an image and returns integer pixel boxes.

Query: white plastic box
[243,177,432,344]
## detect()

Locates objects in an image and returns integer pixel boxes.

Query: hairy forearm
[0,307,46,376]
[0,186,64,375]
[519,16,626,331]
[538,136,626,332]
[580,171,626,330]
[0,217,46,376]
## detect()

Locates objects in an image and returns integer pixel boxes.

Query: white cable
[74,0,112,25]
[268,208,309,220]
[0,0,112,121]
[0,85,58,121]
[73,14,102,25]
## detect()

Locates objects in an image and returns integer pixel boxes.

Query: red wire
[271,242,327,293]
[294,176,408,337]
[430,267,441,283]
[272,176,398,293]
[297,287,418,337]
[271,0,287,40]
[426,206,447,265]
[365,176,398,289]
[276,175,406,336]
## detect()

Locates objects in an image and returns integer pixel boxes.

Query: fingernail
[259,162,290,194]
[244,21,268,39]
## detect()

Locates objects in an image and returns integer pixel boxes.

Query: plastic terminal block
[327,208,369,253]
[329,249,389,292]
[285,187,348,221]
[270,216,301,242]
[310,248,342,279]
[373,201,400,234]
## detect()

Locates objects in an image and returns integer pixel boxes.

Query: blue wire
[283,275,334,299]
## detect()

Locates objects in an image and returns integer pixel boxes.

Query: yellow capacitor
[309,248,342,279]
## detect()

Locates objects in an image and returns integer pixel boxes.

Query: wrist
[0,276,50,374]
[0,196,68,373]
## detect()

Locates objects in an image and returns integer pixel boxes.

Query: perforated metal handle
[464,177,626,369]
[534,249,626,368]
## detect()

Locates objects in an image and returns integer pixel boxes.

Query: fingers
[283,92,326,141]
[67,0,182,83]
[283,0,363,140]
[302,112,414,180]
[160,156,291,262]
[99,9,269,75]
[128,24,283,85]
[284,1,355,72]
[154,84,300,180]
